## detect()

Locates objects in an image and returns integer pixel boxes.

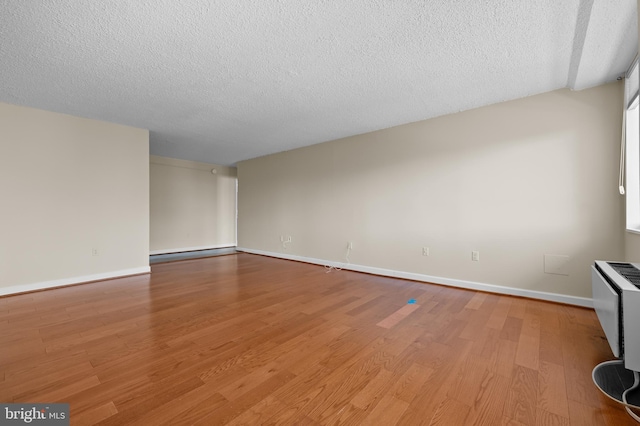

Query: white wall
[238,83,624,303]
[0,102,149,295]
[625,0,640,261]
[150,155,237,254]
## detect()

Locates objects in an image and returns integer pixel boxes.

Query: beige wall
[150,155,237,254]
[0,102,149,294]
[626,233,640,261]
[238,83,624,301]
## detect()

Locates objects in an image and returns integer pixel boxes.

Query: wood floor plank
[447,355,494,408]
[193,370,297,425]
[13,373,101,403]
[567,400,607,426]
[0,253,633,425]
[515,311,541,371]
[428,397,470,425]
[0,360,95,402]
[397,340,473,425]
[270,364,329,405]
[539,330,565,366]
[482,335,518,379]
[502,417,529,426]
[537,361,569,418]
[281,326,353,375]
[225,395,288,426]
[301,352,393,422]
[350,367,395,410]
[458,309,491,340]
[70,401,118,426]
[508,298,528,319]
[376,303,420,329]
[535,408,570,426]
[487,296,513,330]
[217,362,286,401]
[3,350,90,384]
[109,375,206,417]
[465,371,511,425]
[389,362,434,403]
[130,384,228,426]
[63,373,152,416]
[504,365,538,426]
[360,394,410,425]
[561,323,611,410]
[322,403,368,426]
[501,316,524,342]
[158,392,229,426]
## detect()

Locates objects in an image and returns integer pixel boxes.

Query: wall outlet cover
[544,254,570,276]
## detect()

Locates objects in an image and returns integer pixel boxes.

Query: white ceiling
[0,1,637,166]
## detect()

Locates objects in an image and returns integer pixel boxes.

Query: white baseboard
[0,266,151,297]
[150,244,236,255]
[236,247,593,308]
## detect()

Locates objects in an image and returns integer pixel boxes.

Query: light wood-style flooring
[0,253,635,425]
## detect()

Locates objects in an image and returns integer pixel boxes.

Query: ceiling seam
[567,0,595,90]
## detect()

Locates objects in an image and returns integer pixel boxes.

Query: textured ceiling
[0,1,637,166]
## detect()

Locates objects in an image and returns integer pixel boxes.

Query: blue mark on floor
[407,299,417,304]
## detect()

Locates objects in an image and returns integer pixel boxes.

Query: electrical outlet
[286,236,292,243]
[472,251,480,261]
[348,242,353,250]
[92,248,99,256]
[422,247,429,256]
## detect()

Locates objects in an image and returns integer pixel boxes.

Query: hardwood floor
[0,253,635,425]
